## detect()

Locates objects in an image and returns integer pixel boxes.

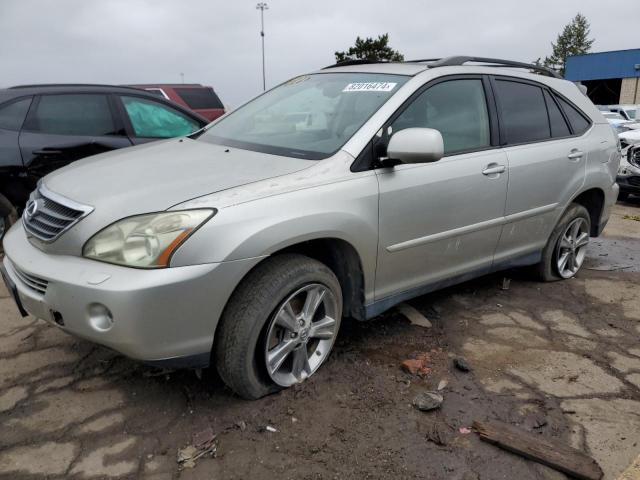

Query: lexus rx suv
[1,57,620,399]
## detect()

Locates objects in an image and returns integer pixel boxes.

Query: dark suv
[0,84,208,238]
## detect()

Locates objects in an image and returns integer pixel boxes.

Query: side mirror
[386,127,444,164]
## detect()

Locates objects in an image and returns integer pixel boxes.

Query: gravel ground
[0,200,639,480]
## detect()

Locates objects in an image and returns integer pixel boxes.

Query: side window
[0,97,32,131]
[494,80,550,144]
[24,94,116,136]
[121,96,200,138]
[543,90,571,138]
[555,96,591,135]
[390,79,490,155]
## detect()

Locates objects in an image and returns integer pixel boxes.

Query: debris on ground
[258,425,278,433]
[177,427,217,469]
[142,367,175,378]
[501,278,511,290]
[623,214,640,222]
[437,379,448,391]
[425,422,450,446]
[413,391,444,412]
[459,427,472,434]
[454,357,472,372]
[235,420,247,432]
[402,352,433,377]
[397,303,433,328]
[473,419,603,480]
[523,413,548,431]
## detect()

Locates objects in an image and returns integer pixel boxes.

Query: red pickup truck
[128,84,225,122]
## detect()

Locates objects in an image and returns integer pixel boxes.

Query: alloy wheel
[556,217,589,279]
[264,283,339,387]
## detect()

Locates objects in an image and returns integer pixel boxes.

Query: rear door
[0,96,32,170]
[375,76,509,301]
[490,77,590,266]
[116,95,203,145]
[18,93,132,179]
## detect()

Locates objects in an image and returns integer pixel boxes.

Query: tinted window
[495,80,550,144]
[121,96,200,138]
[0,97,32,131]
[175,88,223,109]
[556,96,591,135]
[391,79,490,154]
[544,90,571,138]
[26,94,116,136]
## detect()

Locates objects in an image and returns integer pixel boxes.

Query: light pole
[256,2,268,91]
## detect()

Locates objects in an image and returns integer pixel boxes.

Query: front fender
[170,175,380,298]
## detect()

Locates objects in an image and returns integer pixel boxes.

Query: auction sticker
[343,82,397,92]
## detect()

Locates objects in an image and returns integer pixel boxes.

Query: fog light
[87,303,113,332]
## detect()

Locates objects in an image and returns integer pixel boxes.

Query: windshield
[625,109,636,119]
[198,72,409,159]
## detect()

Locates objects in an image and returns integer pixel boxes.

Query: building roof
[565,48,640,81]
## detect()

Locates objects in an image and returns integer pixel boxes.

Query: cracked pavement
[0,201,639,479]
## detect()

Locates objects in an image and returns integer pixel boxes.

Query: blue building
[565,48,640,105]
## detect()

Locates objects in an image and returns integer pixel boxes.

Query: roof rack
[322,59,393,69]
[8,83,143,90]
[322,56,562,78]
[408,56,562,78]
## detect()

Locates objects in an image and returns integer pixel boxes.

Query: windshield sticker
[343,82,397,93]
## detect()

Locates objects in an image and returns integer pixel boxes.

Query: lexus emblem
[25,199,42,219]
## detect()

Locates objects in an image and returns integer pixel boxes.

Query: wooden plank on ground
[473,419,603,480]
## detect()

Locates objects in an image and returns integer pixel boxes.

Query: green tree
[335,33,404,63]
[543,13,594,76]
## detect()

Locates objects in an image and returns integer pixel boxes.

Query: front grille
[9,260,49,295]
[22,186,92,242]
[628,176,640,187]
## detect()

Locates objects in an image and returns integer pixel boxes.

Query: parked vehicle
[618,144,640,200]
[608,104,640,121]
[602,111,637,133]
[0,84,208,239]
[127,84,225,122]
[1,57,620,399]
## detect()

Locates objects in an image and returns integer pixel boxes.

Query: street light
[256,2,268,91]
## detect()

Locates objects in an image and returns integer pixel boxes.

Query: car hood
[45,138,313,212]
[34,138,314,255]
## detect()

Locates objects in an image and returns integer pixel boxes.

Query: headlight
[83,209,215,268]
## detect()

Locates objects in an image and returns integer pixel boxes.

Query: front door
[374,77,508,302]
[19,93,132,181]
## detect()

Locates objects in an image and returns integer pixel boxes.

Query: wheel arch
[570,187,605,237]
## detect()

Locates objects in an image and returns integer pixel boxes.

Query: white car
[609,104,640,122]
[602,112,640,133]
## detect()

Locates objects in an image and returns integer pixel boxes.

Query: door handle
[567,149,584,161]
[482,164,506,176]
[33,149,63,156]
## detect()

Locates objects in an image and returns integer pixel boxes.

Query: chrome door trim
[386,203,557,253]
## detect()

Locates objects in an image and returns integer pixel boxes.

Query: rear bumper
[2,223,262,366]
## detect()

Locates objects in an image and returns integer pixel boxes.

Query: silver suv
[1,57,620,399]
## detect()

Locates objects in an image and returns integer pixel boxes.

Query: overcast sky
[1,0,638,107]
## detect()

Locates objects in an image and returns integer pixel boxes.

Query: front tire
[534,203,591,282]
[0,194,17,244]
[214,254,342,399]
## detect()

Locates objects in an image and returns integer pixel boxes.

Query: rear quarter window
[0,97,32,131]
[556,96,591,135]
[175,88,223,109]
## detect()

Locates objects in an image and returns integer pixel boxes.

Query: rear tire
[534,203,591,282]
[214,254,342,400]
